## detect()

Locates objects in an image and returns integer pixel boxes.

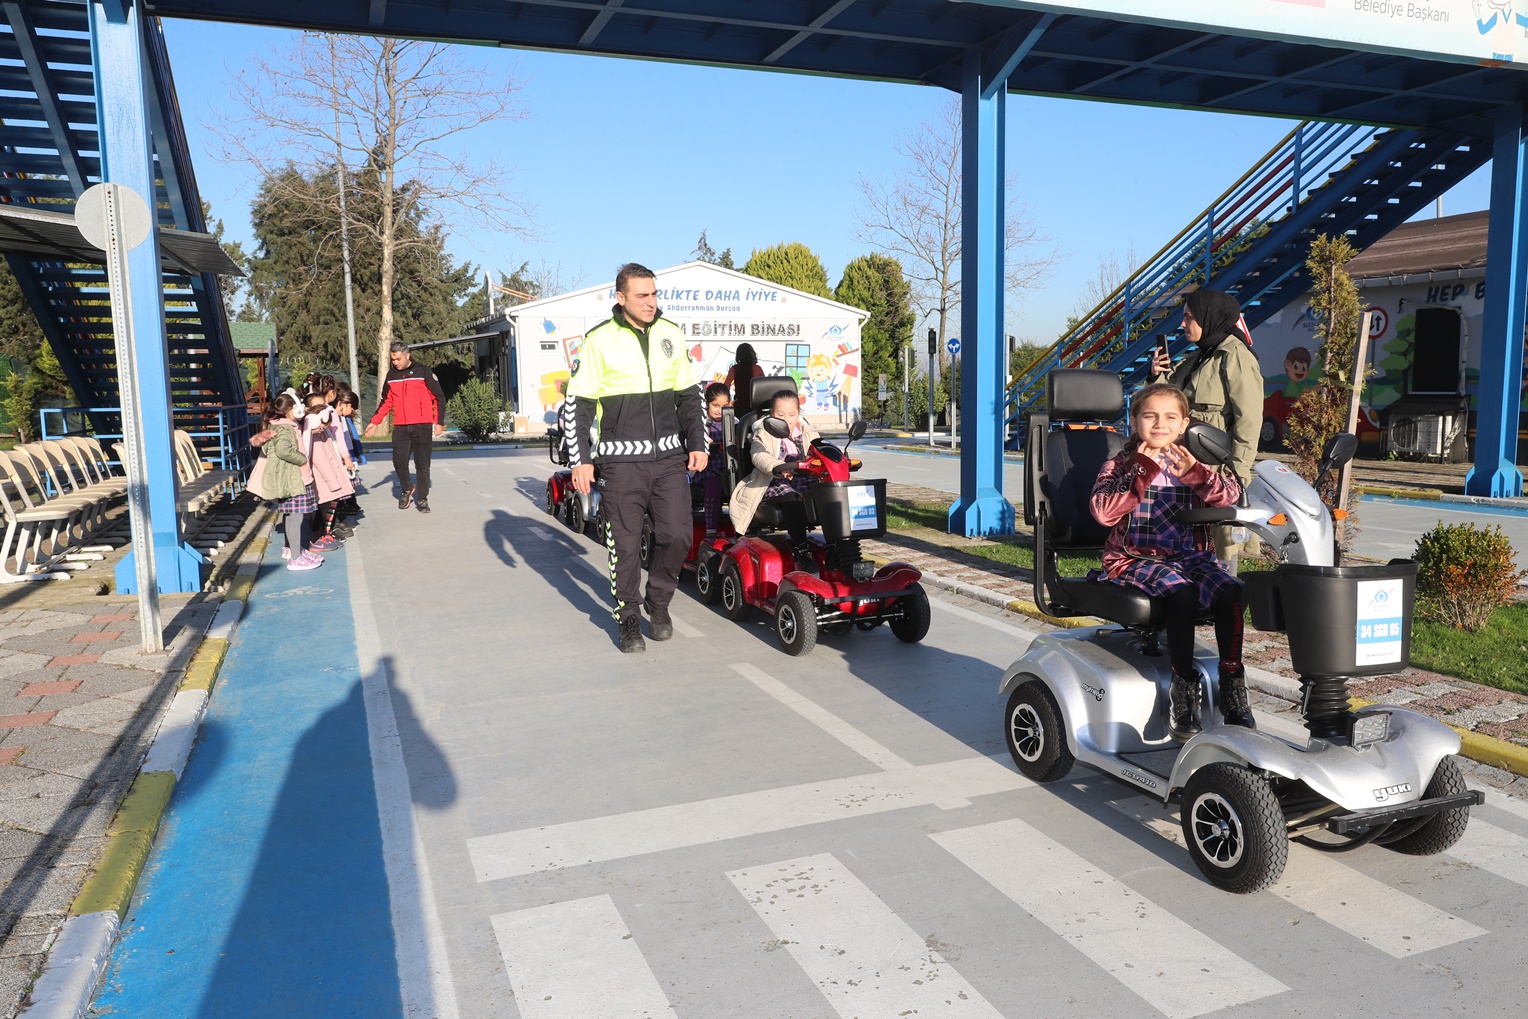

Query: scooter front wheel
[1181,763,1287,894]
[639,516,654,570]
[1381,755,1471,856]
[776,590,819,656]
[889,585,931,644]
[545,484,560,519]
[1004,681,1073,783]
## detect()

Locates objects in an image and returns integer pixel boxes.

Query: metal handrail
[39,404,256,473]
[1005,121,1384,425]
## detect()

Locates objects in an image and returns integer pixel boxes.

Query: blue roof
[144,1,1528,137]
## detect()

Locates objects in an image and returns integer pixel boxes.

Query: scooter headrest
[749,375,797,413]
[1047,369,1123,422]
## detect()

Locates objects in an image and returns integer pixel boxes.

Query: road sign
[947,337,960,356]
[877,374,888,401]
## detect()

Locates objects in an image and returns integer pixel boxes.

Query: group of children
[252,372,367,571]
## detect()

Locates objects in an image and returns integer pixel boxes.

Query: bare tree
[1070,244,1140,322]
[855,98,1059,368]
[213,33,532,395]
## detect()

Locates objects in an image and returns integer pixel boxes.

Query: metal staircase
[0,1,243,451]
[1006,123,1489,437]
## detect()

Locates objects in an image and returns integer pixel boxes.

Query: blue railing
[40,404,257,474]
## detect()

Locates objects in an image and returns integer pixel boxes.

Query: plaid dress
[1090,452,1242,613]
[275,485,318,515]
[763,435,814,500]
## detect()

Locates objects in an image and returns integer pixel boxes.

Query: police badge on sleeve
[661,337,674,358]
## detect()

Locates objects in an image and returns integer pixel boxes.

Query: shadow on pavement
[483,507,615,638]
[188,658,452,1018]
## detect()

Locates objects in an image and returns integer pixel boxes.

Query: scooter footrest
[1327,790,1483,834]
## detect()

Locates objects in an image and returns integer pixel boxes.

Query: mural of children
[1260,345,1316,451]
[800,353,840,412]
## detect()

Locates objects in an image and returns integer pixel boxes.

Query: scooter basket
[805,479,887,542]
[1243,561,1417,676]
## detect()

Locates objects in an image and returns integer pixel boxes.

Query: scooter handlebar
[1179,507,1236,523]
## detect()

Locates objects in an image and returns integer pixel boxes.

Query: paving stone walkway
[871,483,1528,749]
[0,496,263,1018]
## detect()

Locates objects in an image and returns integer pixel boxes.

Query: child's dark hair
[335,389,358,410]
[264,392,298,425]
[301,372,339,401]
[704,382,730,405]
[770,389,800,414]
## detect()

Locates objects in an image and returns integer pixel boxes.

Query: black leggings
[1164,585,1243,677]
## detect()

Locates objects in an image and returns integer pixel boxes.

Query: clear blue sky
[162,17,1492,347]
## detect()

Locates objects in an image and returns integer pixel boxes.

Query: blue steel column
[90,0,206,592]
[948,53,1015,536]
[1465,102,1528,499]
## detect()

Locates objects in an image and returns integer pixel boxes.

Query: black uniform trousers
[600,457,691,621]
[392,423,434,500]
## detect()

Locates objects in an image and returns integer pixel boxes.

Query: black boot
[643,599,673,641]
[618,615,646,654]
[1218,665,1256,729]
[1169,669,1202,742]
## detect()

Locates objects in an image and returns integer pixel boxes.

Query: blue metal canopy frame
[126,0,1528,516]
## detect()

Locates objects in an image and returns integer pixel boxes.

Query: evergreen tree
[742,242,831,298]
[242,163,478,386]
[0,260,67,440]
[1286,234,1367,508]
[834,253,913,421]
[692,230,734,269]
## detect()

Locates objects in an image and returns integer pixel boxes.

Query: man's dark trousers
[601,458,691,622]
[392,423,434,500]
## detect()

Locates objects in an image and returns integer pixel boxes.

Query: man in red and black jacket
[364,342,447,513]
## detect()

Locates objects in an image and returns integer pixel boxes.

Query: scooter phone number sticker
[846,484,879,531]
[1355,578,1404,665]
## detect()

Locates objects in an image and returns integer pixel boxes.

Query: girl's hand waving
[1161,443,1197,474]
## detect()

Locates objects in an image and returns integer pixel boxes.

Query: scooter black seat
[1054,576,1164,627]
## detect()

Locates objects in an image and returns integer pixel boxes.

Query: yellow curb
[225,572,255,604]
[179,637,229,692]
[248,536,269,557]
[1354,484,1442,500]
[1351,694,1528,780]
[1004,597,1098,629]
[70,771,175,917]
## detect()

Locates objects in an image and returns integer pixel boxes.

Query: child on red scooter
[695,382,731,537]
[730,389,820,573]
[1089,382,1253,741]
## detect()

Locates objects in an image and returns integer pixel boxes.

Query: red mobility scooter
[704,376,929,656]
[544,426,602,538]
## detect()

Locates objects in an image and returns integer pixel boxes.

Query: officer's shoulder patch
[570,358,580,377]
[661,337,674,358]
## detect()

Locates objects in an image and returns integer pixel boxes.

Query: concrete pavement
[88,447,1528,1016]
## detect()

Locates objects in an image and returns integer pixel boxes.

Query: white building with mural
[501,262,868,434]
[1248,210,1528,462]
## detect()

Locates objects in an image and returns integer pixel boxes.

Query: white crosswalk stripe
[1106,795,1487,957]
[1450,818,1528,887]
[490,896,675,1019]
[727,853,1004,1019]
[932,817,1288,1018]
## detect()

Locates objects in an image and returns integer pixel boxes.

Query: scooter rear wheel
[639,516,654,570]
[1181,763,1287,894]
[719,558,751,621]
[695,552,723,604]
[565,492,585,534]
[545,484,560,519]
[1381,755,1471,856]
[1004,681,1073,783]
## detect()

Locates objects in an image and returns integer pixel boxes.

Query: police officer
[565,263,708,653]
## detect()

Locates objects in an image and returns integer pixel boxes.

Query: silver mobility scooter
[1002,369,1480,893]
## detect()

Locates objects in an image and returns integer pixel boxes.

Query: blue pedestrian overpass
[9,2,1528,573]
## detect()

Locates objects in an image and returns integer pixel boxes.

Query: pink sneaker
[286,552,323,571]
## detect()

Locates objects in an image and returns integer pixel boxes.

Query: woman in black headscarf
[1150,290,1263,486]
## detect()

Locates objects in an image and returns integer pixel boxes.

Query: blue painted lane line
[92,553,402,1019]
